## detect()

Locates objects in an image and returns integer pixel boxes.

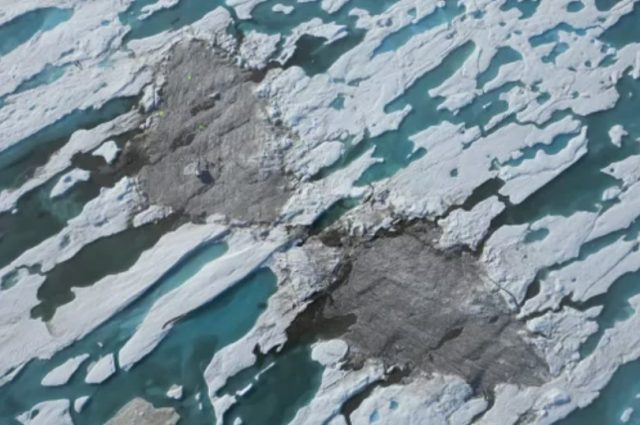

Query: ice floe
[166,384,184,400]
[17,400,72,425]
[73,396,90,413]
[85,353,116,384]
[40,353,89,387]
[92,140,120,164]
[49,168,90,199]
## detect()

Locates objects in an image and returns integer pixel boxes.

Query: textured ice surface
[40,354,89,387]
[85,353,116,384]
[49,168,90,199]
[2,0,640,424]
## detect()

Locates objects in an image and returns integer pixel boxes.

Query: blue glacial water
[0,64,68,111]
[0,7,73,57]
[312,40,476,185]
[11,64,68,96]
[595,0,625,11]
[0,96,136,191]
[220,345,324,425]
[476,46,522,88]
[373,0,465,56]
[566,1,585,12]
[560,360,640,425]
[498,74,640,226]
[0,177,99,273]
[0,241,280,424]
[579,271,640,358]
[600,0,640,48]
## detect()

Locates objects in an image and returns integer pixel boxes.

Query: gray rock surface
[105,398,178,425]
[311,222,549,391]
[135,41,291,223]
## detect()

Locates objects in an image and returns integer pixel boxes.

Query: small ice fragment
[621,407,634,423]
[17,400,72,425]
[92,140,121,164]
[41,354,90,387]
[602,186,622,202]
[85,354,116,384]
[311,340,349,365]
[74,396,90,413]
[166,384,184,400]
[609,124,628,147]
[272,3,294,14]
[50,169,90,199]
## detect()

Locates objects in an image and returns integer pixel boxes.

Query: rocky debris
[303,221,549,391]
[105,398,179,425]
[134,40,293,223]
[182,158,215,184]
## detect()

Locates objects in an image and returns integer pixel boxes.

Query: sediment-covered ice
[104,398,179,425]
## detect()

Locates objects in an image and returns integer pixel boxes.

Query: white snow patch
[17,400,72,425]
[438,196,505,250]
[132,205,173,227]
[272,3,294,14]
[609,124,628,147]
[167,384,184,400]
[41,354,90,387]
[92,140,121,164]
[50,168,90,199]
[85,353,116,384]
[74,396,90,413]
